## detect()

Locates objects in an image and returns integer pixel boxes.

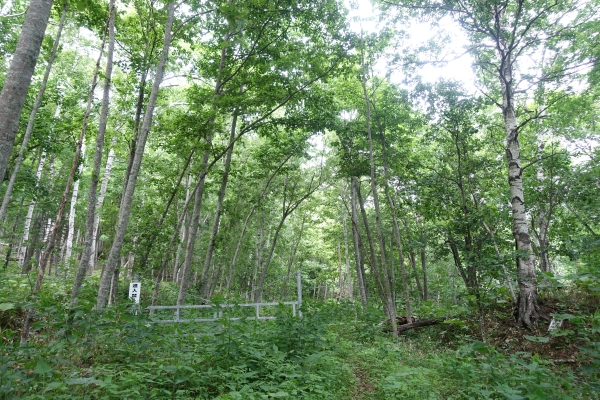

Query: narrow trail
[351,365,376,399]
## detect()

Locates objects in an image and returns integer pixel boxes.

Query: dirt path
[351,366,376,399]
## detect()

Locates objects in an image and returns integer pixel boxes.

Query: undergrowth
[1,271,599,399]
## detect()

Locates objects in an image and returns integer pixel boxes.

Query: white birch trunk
[89,141,115,273]
[64,144,85,264]
[19,152,46,267]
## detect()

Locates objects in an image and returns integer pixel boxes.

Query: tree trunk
[19,151,46,267]
[89,141,116,273]
[200,112,238,297]
[350,177,367,306]
[0,0,54,183]
[0,2,67,223]
[359,42,397,336]
[71,0,115,302]
[374,105,411,327]
[228,151,296,291]
[342,209,353,301]
[97,2,175,309]
[356,180,389,316]
[499,50,538,328]
[64,144,86,265]
[281,214,306,298]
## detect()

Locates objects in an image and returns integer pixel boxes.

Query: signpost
[129,279,141,304]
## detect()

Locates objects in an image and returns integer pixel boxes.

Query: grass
[1,272,599,399]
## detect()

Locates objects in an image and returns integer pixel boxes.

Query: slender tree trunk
[281,213,306,298]
[337,243,343,299]
[0,0,54,183]
[254,173,321,302]
[200,113,238,296]
[97,2,175,309]
[0,3,67,223]
[373,105,411,325]
[408,252,423,300]
[342,209,353,301]
[19,152,46,267]
[22,213,43,274]
[350,177,367,306]
[359,42,397,336]
[356,181,388,315]
[176,152,210,305]
[71,0,115,302]
[228,151,296,290]
[89,141,115,273]
[64,144,86,265]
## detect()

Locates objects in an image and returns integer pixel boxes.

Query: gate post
[296,270,302,317]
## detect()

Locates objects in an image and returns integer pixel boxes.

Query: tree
[0,0,54,183]
[383,0,592,328]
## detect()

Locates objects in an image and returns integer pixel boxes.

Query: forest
[0,0,599,398]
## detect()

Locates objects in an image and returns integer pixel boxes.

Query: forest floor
[1,276,599,399]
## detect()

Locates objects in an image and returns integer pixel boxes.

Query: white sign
[129,282,141,303]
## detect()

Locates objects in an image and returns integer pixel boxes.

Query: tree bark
[499,45,538,328]
[350,176,367,306]
[0,2,67,223]
[96,2,175,309]
[199,112,238,297]
[89,141,115,273]
[64,143,85,265]
[342,208,353,301]
[359,41,397,336]
[19,151,46,267]
[0,0,54,183]
[71,0,115,303]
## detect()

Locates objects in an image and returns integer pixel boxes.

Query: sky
[345,0,478,93]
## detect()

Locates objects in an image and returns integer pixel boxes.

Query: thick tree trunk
[0,0,54,183]
[0,3,67,223]
[72,0,115,303]
[97,2,175,309]
[500,54,538,328]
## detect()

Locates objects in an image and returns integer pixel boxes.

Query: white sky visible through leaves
[346,0,478,93]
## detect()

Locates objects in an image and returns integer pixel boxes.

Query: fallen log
[396,319,440,332]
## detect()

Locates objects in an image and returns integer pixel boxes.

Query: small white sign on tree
[129,282,141,304]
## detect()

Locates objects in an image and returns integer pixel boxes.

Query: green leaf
[0,302,14,311]
[33,359,53,375]
[65,377,103,385]
[471,341,491,353]
[269,391,289,398]
[552,313,576,321]
[524,335,550,343]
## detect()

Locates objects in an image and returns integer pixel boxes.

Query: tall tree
[96,1,176,309]
[384,0,591,328]
[0,0,54,183]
